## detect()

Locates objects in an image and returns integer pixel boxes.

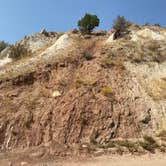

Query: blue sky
[0,0,165,43]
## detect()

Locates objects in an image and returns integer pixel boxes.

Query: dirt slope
[0,27,166,156]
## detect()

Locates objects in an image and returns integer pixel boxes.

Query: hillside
[0,25,166,163]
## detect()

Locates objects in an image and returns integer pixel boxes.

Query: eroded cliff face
[0,26,165,151]
[125,61,166,129]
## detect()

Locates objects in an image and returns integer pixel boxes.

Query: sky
[0,0,165,43]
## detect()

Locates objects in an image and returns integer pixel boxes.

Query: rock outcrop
[0,26,165,152]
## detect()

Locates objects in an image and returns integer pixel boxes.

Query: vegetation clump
[78,13,100,34]
[101,86,113,98]
[102,56,113,67]
[97,140,139,154]
[115,140,138,149]
[112,16,130,40]
[139,136,159,153]
[9,43,31,60]
[101,54,125,69]
[75,77,94,89]
[83,51,94,60]
[0,40,9,52]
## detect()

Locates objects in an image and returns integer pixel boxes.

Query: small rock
[94,149,105,156]
[40,28,47,34]
[40,28,49,37]
[21,162,28,165]
[81,144,88,148]
[52,90,61,98]
[29,150,45,158]
[106,33,114,43]
[8,161,12,166]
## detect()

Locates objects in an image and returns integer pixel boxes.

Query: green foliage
[83,51,94,60]
[97,140,138,150]
[75,77,94,89]
[0,40,9,52]
[97,142,116,149]
[143,135,156,145]
[9,43,31,60]
[101,86,113,98]
[113,16,130,33]
[78,13,100,34]
[139,136,159,153]
[115,140,137,149]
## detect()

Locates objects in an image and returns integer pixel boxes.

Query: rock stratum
[0,25,166,156]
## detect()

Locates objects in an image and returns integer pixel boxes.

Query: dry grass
[101,86,113,98]
[132,40,166,63]
[82,51,94,60]
[75,76,94,89]
[157,130,166,141]
[142,78,166,101]
[9,43,31,60]
[101,54,125,69]
[139,136,159,153]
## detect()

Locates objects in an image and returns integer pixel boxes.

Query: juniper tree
[78,13,100,34]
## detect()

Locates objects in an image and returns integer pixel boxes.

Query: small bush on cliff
[102,86,113,98]
[101,54,125,69]
[112,16,130,39]
[139,136,159,153]
[154,23,161,27]
[83,51,94,60]
[9,43,31,59]
[0,40,9,52]
[78,13,100,34]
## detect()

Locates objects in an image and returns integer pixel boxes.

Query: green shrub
[98,142,116,149]
[9,43,31,59]
[0,40,9,52]
[139,136,159,153]
[143,135,156,144]
[78,13,100,34]
[83,51,94,60]
[101,86,113,98]
[115,140,137,149]
[75,77,94,89]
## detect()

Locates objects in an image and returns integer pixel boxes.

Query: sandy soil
[61,154,166,166]
[1,154,166,166]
